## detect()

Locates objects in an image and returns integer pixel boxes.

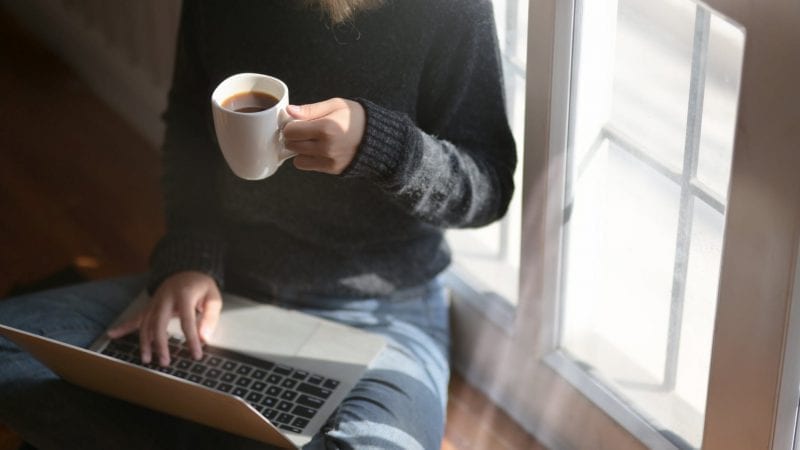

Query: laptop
[0,292,386,449]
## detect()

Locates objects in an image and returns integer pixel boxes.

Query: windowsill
[544,348,696,450]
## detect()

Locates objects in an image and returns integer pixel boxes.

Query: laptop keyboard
[101,334,341,434]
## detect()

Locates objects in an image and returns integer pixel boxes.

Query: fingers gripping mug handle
[278,108,298,163]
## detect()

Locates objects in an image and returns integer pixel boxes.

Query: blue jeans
[0,275,450,450]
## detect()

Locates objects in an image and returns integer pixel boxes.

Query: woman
[0,0,516,448]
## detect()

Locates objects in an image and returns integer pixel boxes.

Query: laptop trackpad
[210,306,320,356]
[164,294,381,367]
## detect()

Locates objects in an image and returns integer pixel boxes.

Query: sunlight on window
[559,0,744,448]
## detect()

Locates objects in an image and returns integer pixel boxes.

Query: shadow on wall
[0,0,182,145]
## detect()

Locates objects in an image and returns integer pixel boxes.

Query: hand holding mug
[212,73,366,179]
[283,98,366,175]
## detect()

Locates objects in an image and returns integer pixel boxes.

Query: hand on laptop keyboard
[107,271,222,367]
[101,333,342,434]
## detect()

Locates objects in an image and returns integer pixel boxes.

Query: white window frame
[448,0,800,449]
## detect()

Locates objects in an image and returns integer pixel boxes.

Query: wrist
[340,98,411,181]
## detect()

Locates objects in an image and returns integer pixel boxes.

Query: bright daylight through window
[558,0,744,448]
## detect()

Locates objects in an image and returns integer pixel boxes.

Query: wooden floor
[0,8,545,450]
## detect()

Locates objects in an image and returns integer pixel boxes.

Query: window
[441,0,800,448]
[555,0,744,447]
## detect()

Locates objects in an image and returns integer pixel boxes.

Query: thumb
[107,313,142,338]
[198,295,222,343]
[287,98,344,120]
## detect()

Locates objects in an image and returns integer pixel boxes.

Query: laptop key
[267,374,283,385]
[307,375,324,385]
[257,361,275,372]
[207,356,222,367]
[176,359,192,370]
[188,374,203,383]
[105,345,124,354]
[291,405,317,419]
[277,401,293,412]
[297,383,332,399]
[261,396,278,408]
[275,413,293,425]
[296,394,324,409]
[252,381,267,392]
[191,364,206,375]
[273,365,292,376]
[252,369,267,380]
[233,387,248,398]
[323,379,340,390]
[222,361,238,371]
[278,425,304,434]
[281,379,298,389]
[203,379,219,389]
[237,365,253,376]
[280,391,297,402]
[292,417,310,429]
[266,386,282,397]
[116,342,135,354]
[263,409,278,420]
[218,383,233,393]
[221,373,237,383]
[207,368,222,379]
[236,377,252,388]
[292,370,309,380]
[246,392,263,403]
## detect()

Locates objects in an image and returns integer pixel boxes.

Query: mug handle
[278,108,298,163]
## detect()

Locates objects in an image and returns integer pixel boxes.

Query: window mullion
[663,4,711,391]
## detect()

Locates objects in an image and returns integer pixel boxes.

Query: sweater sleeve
[342,0,517,229]
[148,0,226,293]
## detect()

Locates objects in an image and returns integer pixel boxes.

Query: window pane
[560,0,744,448]
[562,142,681,379]
[696,15,745,200]
[676,199,725,419]
[608,0,695,172]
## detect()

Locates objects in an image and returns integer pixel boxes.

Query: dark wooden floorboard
[0,7,545,450]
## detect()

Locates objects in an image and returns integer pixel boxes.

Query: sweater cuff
[147,233,226,294]
[342,98,411,181]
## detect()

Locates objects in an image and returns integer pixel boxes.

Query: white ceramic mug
[211,73,296,180]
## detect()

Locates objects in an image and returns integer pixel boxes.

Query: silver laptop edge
[0,292,386,449]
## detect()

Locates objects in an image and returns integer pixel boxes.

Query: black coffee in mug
[222,91,280,113]
[212,73,295,180]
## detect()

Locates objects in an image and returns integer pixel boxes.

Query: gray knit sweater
[149,0,517,298]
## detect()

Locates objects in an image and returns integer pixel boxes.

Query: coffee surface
[222,91,279,113]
